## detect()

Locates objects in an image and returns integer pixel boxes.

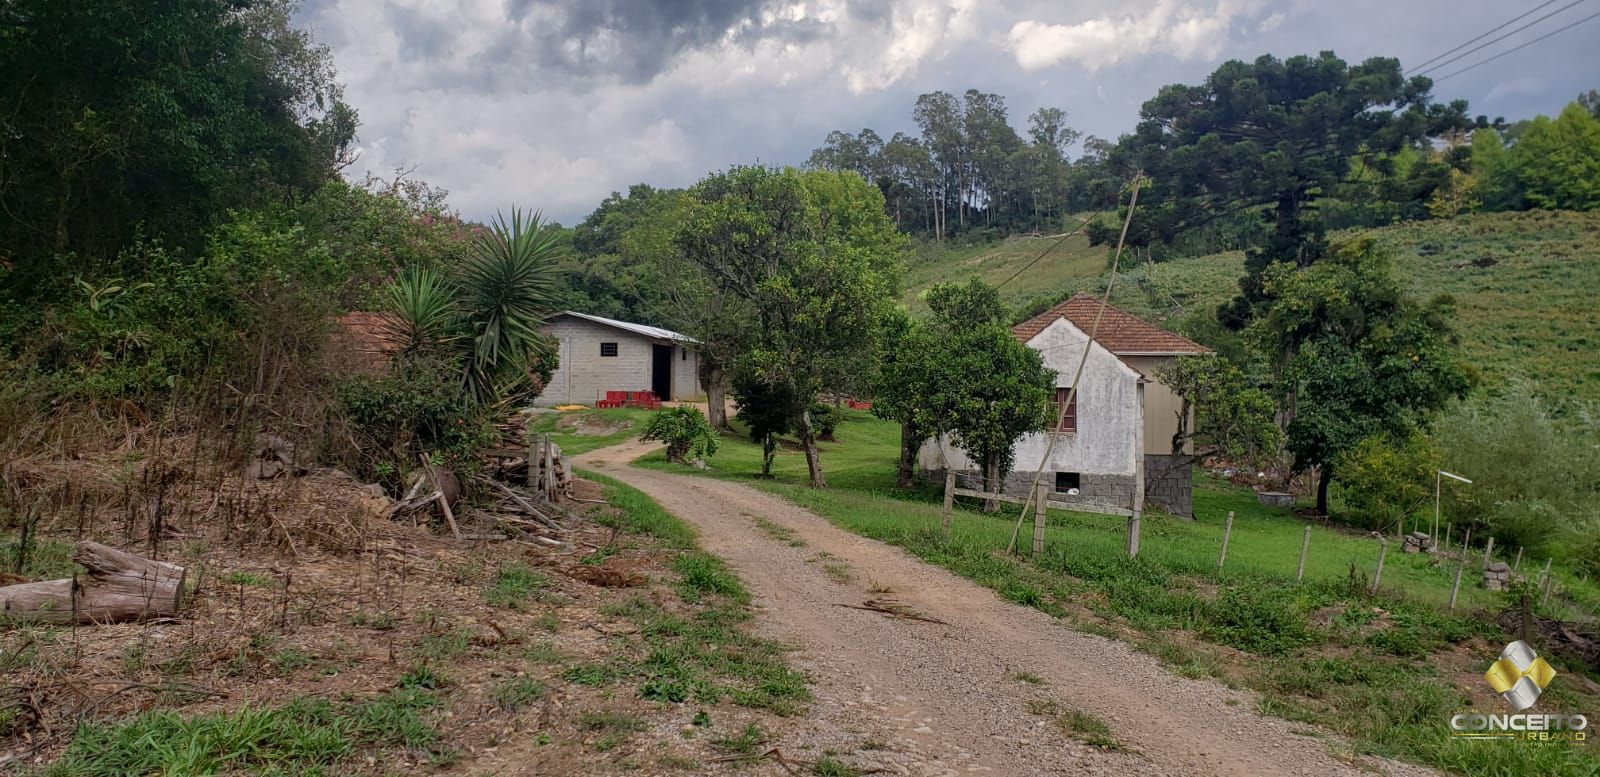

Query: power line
[1408,0,1563,72]
[1413,0,1590,77]
[1431,9,1600,82]
[994,211,1099,290]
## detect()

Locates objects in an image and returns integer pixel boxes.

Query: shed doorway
[651,344,672,400]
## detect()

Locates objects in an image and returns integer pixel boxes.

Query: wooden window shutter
[1054,387,1078,433]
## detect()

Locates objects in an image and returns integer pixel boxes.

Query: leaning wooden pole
[1217,511,1234,573]
[1032,483,1047,558]
[0,542,185,624]
[1296,524,1312,582]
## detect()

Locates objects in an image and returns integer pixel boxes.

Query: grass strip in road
[567,468,811,716]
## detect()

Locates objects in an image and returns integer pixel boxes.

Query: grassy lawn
[629,409,1600,777]
[525,406,657,455]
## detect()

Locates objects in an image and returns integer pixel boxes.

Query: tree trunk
[982,453,1001,513]
[897,422,920,489]
[703,364,730,432]
[1316,464,1332,515]
[760,434,777,477]
[0,542,185,624]
[798,410,827,488]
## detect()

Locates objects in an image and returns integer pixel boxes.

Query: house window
[599,342,618,357]
[1055,472,1081,494]
[680,348,687,361]
[1051,387,1078,433]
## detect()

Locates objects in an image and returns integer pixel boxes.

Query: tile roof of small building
[1010,293,1210,355]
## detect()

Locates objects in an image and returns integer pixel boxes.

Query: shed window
[680,348,687,361]
[599,342,618,357]
[1051,387,1078,433]
[1055,472,1081,494]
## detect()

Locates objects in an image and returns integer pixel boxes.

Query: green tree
[1469,128,1523,211]
[731,368,795,477]
[563,184,689,323]
[1156,355,1281,470]
[675,166,905,487]
[1106,52,1467,325]
[879,277,1053,508]
[1254,240,1472,513]
[870,308,932,488]
[943,325,1056,510]
[0,0,356,306]
[1510,102,1600,211]
[1333,431,1440,532]
[873,279,1011,488]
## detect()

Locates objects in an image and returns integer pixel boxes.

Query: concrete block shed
[536,312,705,406]
[919,294,1209,517]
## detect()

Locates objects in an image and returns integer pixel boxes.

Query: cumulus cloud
[1007,1,1263,72]
[294,0,1588,223]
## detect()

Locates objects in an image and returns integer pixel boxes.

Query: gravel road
[577,440,1438,777]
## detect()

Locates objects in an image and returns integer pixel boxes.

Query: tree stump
[0,542,186,624]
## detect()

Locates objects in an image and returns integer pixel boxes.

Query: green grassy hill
[901,224,1106,313]
[905,210,1600,403]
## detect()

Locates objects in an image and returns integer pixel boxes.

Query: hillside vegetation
[906,210,1600,404]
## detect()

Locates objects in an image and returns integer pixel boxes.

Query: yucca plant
[381,266,461,356]
[382,208,563,406]
[458,209,563,403]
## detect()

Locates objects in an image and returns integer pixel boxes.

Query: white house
[536,312,705,406]
[919,294,1209,516]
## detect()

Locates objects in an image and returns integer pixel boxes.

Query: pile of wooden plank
[389,414,587,545]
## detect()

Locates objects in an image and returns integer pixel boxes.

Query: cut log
[0,542,185,624]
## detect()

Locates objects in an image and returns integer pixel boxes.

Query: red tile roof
[1011,294,1209,355]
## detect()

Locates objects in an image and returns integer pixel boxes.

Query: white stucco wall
[918,317,1143,477]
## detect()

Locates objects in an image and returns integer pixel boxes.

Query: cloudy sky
[296,0,1598,224]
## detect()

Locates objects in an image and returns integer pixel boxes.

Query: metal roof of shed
[553,311,698,344]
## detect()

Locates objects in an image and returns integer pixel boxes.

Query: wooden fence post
[1449,564,1465,611]
[541,434,554,500]
[1443,522,1451,555]
[1126,511,1141,558]
[1296,525,1311,582]
[548,439,563,504]
[1032,483,1047,558]
[1370,539,1388,594]
[1482,536,1495,570]
[1461,527,1471,561]
[1217,511,1234,574]
[1539,557,1552,587]
[941,470,955,532]
[534,425,547,486]
[1513,547,1524,573]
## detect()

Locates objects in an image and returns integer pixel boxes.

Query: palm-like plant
[458,208,563,402]
[382,265,460,356]
[380,207,564,406]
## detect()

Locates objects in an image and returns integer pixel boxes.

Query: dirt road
[577,440,1434,777]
